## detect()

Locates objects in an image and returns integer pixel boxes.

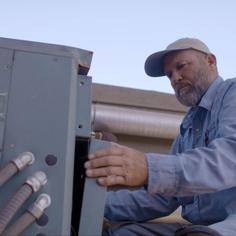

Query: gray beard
[175,70,212,107]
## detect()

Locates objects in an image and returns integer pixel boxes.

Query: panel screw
[45,155,57,166]
[36,213,49,226]
[4,65,10,70]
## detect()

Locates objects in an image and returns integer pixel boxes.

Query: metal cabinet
[0,38,107,236]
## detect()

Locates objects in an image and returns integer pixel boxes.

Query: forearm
[104,188,179,222]
[146,134,236,196]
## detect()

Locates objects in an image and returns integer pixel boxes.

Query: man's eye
[177,63,187,70]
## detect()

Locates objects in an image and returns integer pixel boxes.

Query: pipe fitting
[12,152,35,171]
[28,194,51,219]
[25,171,47,192]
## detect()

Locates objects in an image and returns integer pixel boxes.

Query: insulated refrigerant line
[2,194,51,236]
[0,152,35,188]
[0,171,47,234]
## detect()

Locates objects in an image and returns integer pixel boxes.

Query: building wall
[92,83,186,153]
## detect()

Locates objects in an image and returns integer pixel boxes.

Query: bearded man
[85,38,236,236]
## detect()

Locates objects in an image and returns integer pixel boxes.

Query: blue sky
[1,0,236,93]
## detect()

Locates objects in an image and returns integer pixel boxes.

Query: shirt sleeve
[146,82,236,197]
[104,188,179,222]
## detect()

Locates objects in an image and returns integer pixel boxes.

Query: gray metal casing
[0,38,107,236]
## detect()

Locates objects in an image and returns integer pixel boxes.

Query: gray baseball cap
[144,38,212,77]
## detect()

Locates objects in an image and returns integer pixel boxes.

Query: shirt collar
[198,76,223,111]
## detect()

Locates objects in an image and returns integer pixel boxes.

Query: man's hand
[84,143,148,187]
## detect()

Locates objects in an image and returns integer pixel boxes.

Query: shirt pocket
[180,126,193,151]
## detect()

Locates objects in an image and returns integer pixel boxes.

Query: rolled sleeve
[146,153,181,195]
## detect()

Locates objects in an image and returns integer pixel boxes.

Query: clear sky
[1,0,236,93]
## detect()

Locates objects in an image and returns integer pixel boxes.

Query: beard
[174,68,212,107]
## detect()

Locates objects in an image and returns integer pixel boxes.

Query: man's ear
[207,54,217,67]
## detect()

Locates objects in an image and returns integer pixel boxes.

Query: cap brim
[144,50,170,77]
[145,49,186,77]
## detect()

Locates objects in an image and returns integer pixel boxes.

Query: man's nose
[170,70,182,84]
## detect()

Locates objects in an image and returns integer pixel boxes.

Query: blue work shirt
[105,76,236,226]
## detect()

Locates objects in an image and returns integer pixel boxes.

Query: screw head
[45,155,57,166]
[36,213,49,226]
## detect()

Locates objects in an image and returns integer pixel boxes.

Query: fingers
[85,155,123,169]
[86,166,125,178]
[86,161,126,187]
[97,175,126,186]
[85,145,126,187]
[88,145,123,159]
[84,144,148,187]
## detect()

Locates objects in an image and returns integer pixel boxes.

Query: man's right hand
[84,143,148,187]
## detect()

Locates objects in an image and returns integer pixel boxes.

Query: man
[85,38,236,236]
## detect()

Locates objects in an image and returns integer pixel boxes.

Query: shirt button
[195,128,200,132]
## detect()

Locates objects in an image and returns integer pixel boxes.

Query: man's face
[164,50,214,107]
